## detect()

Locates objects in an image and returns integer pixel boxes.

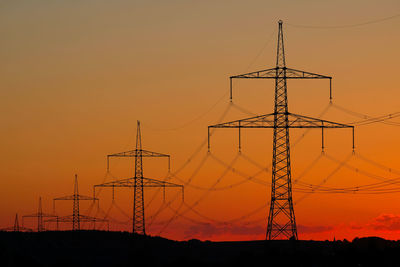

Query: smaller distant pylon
[23,197,58,232]
[48,174,108,231]
[0,214,32,232]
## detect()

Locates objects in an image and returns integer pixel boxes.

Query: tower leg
[266,113,297,240]
[133,177,145,235]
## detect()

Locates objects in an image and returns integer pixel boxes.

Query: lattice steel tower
[208,20,354,240]
[0,214,32,232]
[95,121,184,235]
[22,197,57,232]
[51,175,106,230]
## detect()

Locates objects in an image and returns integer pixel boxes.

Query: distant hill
[0,231,399,266]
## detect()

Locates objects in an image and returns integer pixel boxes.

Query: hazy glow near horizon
[0,0,399,241]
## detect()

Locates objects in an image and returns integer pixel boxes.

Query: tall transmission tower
[49,174,107,230]
[208,20,355,240]
[0,214,32,232]
[22,197,57,232]
[94,120,184,235]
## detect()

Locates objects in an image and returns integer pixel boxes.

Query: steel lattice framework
[0,214,32,232]
[22,197,57,232]
[208,20,354,240]
[52,175,102,230]
[45,214,109,231]
[94,121,183,235]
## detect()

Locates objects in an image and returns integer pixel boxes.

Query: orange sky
[0,1,400,241]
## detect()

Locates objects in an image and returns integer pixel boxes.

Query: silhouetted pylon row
[2,122,182,234]
[1,175,108,232]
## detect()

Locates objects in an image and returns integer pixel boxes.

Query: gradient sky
[1,0,399,241]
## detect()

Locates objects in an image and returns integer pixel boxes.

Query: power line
[151,103,240,233]
[356,152,400,175]
[287,13,400,29]
[294,152,400,195]
[294,152,354,204]
[350,112,400,126]
[157,154,240,234]
[142,92,229,131]
[332,103,400,126]
[244,29,276,72]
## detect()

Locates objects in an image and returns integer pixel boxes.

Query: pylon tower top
[276,20,286,68]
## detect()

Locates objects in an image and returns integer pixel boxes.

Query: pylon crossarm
[208,112,354,152]
[79,214,108,222]
[288,113,355,151]
[107,149,170,172]
[45,214,106,223]
[108,149,169,158]
[143,177,182,188]
[76,195,99,201]
[95,177,183,188]
[288,113,353,128]
[54,195,98,201]
[230,67,330,79]
[22,213,57,218]
[230,68,277,79]
[209,112,352,129]
[209,113,275,128]
[45,215,72,223]
[229,67,332,102]
[285,68,331,79]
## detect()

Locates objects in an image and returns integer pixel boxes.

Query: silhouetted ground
[0,231,399,266]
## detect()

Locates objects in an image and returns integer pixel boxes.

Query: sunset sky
[1,0,399,241]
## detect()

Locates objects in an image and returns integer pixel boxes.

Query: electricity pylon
[49,174,107,230]
[0,214,32,232]
[208,20,354,240]
[22,197,57,232]
[94,120,184,235]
